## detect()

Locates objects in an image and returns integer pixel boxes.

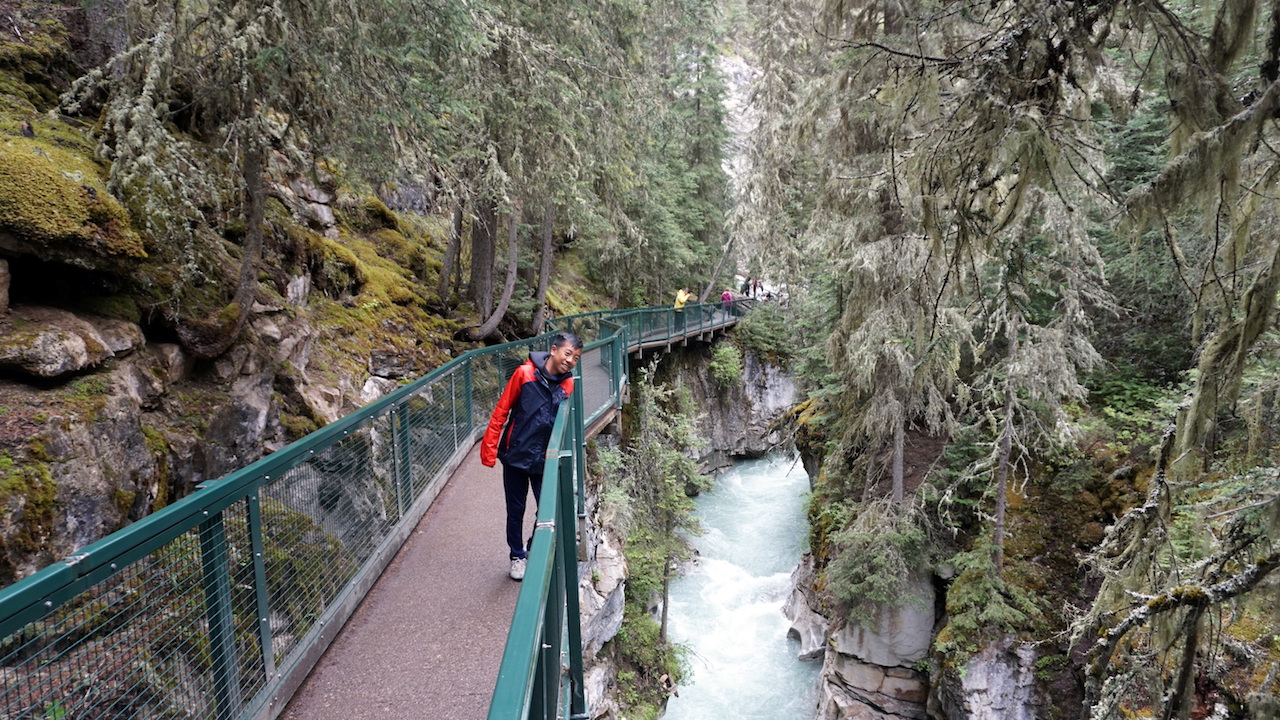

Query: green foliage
[935,539,1043,658]
[707,341,743,390]
[734,304,793,363]
[614,602,686,686]
[603,365,707,712]
[826,498,934,624]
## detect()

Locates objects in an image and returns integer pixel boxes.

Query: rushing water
[662,454,820,720]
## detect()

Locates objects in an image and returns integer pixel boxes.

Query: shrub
[708,341,743,390]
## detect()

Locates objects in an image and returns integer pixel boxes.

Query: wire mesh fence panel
[402,366,470,500]
[259,428,383,672]
[578,345,614,426]
[0,520,246,720]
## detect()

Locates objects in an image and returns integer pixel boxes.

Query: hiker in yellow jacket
[673,287,693,332]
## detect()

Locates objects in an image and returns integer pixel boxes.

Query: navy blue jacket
[481,351,575,473]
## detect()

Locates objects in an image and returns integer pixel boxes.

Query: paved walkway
[281,450,521,720]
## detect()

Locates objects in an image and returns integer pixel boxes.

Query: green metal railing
[0,300,745,720]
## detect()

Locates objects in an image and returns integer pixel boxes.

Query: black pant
[502,463,543,559]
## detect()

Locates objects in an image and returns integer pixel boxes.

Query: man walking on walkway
[481,332,584,580]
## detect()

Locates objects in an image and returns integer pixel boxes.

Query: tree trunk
[469,197,497,319]
[470,206,520,340]
[660,559,672,641]
[531,202,555,334]
[993,325,1019,575]
[892,412,904,505]
[699,234,734,303]
[437,202,463,304]
[177,143,263,358]
[1161,607,1204,720]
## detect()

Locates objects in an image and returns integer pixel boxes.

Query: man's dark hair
[551,332,584,351]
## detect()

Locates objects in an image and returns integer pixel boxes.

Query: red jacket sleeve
[481,364,529,466]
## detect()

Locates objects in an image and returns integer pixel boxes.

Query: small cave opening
[4,255,107,309]
[0,254,178,342]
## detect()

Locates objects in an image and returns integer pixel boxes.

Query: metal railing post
[200,510,242,720]
[248,490,276,680]
[561,431,588,719]
[464,358,475,434]
[394,403,412,516]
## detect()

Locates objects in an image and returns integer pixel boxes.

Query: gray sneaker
[509,557,527,581]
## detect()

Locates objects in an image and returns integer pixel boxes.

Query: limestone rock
[784,559,828,660]
[84,315,144,356]
[666,347,797,472]
[361,376,399,404]
[291,179,336,205]
[0,306,112,377]
[370,349,414,379]
[821,653,930,720]
[580,531,627,657]
[583,664,619,720]
[203,374,277,471]
[934,635,1039,720]
[286,274,311,305]
[150,342,190,382]
[829,573,934,667]
[253,317,283,344]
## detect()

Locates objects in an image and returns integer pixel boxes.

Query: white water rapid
[662,454,820,720]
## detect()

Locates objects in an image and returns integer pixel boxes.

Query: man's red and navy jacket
[481,351,575,473]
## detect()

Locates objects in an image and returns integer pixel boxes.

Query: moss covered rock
[0,135,144,266]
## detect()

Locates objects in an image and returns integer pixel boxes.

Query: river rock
[933,635,1039,720]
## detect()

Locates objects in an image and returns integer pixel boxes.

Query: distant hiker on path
[674,287,693,332]
[481,332,584,581]
[721,288,734,315]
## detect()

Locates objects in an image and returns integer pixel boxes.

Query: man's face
[546,344,582,376]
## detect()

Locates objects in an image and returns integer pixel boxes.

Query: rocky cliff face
[654,343,797,473]
[0,165,461,584]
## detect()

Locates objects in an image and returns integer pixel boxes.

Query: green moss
[0,136,145,259]
[307,232,365,297]
[111,489,136,520]
[0,450,58,558]
[141,427,171,510]
[359,196,401,232]
[281,413,319,440]
[216,301,242,326]
[62,375,110,417]
[79,295,143,324]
